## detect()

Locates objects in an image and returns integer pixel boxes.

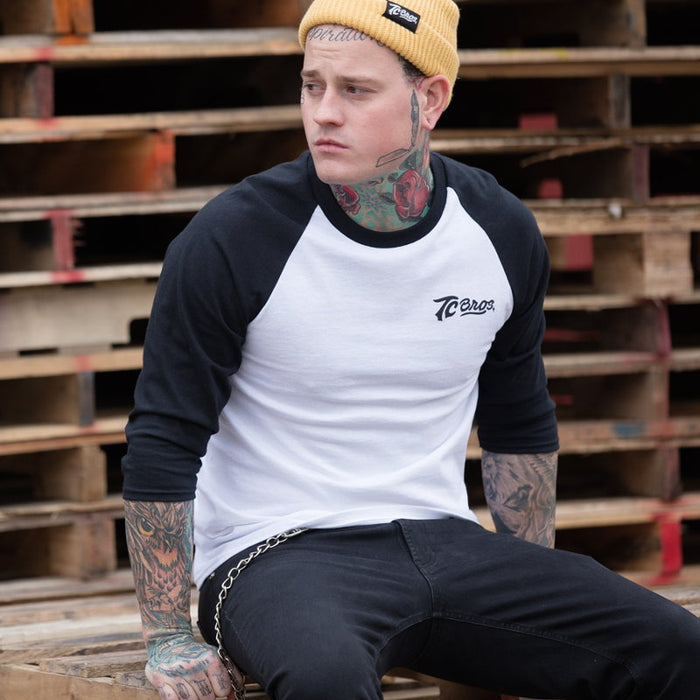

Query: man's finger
[152,679,193,700]
[207,657,234,698]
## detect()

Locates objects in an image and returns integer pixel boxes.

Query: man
[122,1,700,699]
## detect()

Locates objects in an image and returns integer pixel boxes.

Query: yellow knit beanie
[298,0,460,91]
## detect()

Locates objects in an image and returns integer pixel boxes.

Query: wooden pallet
[0,570,698,700]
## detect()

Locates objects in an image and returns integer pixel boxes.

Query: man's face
[301,25,422,186]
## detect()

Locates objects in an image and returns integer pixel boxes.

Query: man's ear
[420,74,451,130]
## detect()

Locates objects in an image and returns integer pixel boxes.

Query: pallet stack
[447,0,700,585]
[0,0,310,583]
[0,0,699,684]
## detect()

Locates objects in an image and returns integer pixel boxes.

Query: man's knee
[619,598,700,698]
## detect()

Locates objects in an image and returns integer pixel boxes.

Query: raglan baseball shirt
[122,151,558,587]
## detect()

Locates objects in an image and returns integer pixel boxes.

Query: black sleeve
[474,196,559,454]
[121,198,248,501]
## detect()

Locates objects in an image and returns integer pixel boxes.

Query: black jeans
[198,518,700,699]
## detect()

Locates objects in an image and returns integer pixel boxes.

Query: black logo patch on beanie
[383,2,421,32]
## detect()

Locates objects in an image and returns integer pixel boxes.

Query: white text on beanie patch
[383,2,421,32]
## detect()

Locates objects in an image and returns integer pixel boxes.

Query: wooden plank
[528,196,700,236]
[0,220,55,272]
[0,495,124,533]
[593,230,693,296]
[0,262,162,289]
[474,492,700,532]
[543,351,659,378]
[433,125,700,157]
[0,568,135,605]
[0,347,143,381]
[0,132,175,196]
[0,105,302,144]
[0,28,303,65]
[40,649,147,677]
[556,416,700,452]
[0,63,53,118]
[0,279,156,353]
[544,294,652,311]
[0,373,87,426]
[671,348,700,373]
[0,445,107,503]
[0,663,160,699]
[0,0,55,35]
[0,634,143,665]
[0,0,92,35]
[457,46,700,79]
[0,415,126,456]
[0,599,175,647]
[550,368,668,422]
[1,515,118,578]
[0,593,140,627]
[52,0,94,35]
[0,186,223,221]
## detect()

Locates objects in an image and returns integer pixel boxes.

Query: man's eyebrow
[300,69,379,84]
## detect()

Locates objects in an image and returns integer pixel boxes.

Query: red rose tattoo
[333,185,361,215]
[394,170,430,221]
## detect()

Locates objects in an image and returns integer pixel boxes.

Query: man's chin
[310,154,354,186]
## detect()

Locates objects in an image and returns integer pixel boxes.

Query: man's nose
[314,89,344,125]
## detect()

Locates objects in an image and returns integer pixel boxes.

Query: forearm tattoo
[124,500,195,639]
[481,451,558,548]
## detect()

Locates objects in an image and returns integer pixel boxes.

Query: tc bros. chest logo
[433,295,496,321]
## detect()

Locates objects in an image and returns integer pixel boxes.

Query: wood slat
[0,28,302,65]
[557,416,700,452]
[543,351,659,378]
[0,279,156,353]
[0,347,143,381]
[0,494,124,533]
[474,491,700,532]
[528,196,700,236]
[0,34,698,78]
[0,186,223,221]
[0,568,135,605]
[457,46,700,78]
[0,263,161,289]
[0,415,126,454]
[0,105,302,144]
[433,125,700,157]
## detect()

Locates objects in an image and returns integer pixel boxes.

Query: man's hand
[123,501,244,698]
[146,632,242,700]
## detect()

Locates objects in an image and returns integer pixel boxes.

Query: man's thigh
[197,523,432,697]
[398,518,700,699]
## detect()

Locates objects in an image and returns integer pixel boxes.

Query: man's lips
[314,138,347,152]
